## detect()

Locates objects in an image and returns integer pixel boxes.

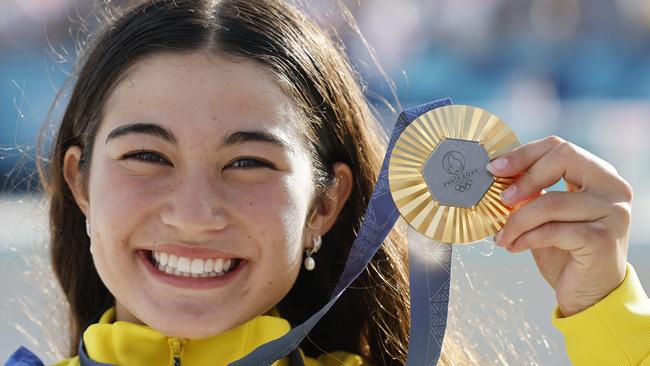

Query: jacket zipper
[168,337,188,366]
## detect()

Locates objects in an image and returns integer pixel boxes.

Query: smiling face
[63,51,324,338]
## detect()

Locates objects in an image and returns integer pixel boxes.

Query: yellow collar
[83,307,292,366]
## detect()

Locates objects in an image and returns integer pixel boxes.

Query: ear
[63,145,90,217]
[306,162,353,243]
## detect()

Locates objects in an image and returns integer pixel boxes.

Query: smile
[137,248,247,289]
[148,250,241,277]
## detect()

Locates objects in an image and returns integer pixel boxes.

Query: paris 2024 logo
[442,151,477,192]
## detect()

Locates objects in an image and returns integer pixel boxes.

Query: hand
[487,136,633,317]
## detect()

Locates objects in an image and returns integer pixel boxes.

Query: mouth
[138,249,247,288]
[145,249,243,277]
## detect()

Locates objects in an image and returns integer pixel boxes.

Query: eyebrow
[105,122,294,152]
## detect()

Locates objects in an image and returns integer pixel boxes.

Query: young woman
[6,0,649,365]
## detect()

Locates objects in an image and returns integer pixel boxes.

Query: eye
[228,157,272,169]
[122,150,170,165]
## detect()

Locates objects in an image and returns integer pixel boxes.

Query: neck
[114,300,145,325]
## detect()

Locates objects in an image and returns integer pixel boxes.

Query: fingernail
[494,230,504,245]
[487,158,508,174]
[501,185,517,203]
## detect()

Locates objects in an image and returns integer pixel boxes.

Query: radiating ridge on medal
[388,105,521,244]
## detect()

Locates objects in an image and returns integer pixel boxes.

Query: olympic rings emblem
[455,180,473,192]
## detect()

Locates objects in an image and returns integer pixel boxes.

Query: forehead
[98,51,305,145]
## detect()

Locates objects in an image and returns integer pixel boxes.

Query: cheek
[89,195,138,263]
[89,161,166,226]
[238,178,308,260]
[237,174,313,291]
[86,162,165,275]
[245,191,304,305]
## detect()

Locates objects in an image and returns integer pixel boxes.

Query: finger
[493,139,625,206]
[496,191,610,248]
[508,186,544,210]
[487,135,563,177]
[507,221,610,254]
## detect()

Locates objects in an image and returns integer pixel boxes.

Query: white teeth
[168,255,178,268]
[224,259,232,272]
[151,250,238,278]
[213,258,224,273]
[204,258,214,272]
[177,257,191,273]
[190,259,204,274]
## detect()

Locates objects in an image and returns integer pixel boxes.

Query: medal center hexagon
[421,138,493,208]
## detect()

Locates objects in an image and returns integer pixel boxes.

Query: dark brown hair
[37,0,416,364]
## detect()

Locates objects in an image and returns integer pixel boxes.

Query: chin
[140,308,245,339]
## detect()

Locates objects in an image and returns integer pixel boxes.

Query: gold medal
[388,105,520,244]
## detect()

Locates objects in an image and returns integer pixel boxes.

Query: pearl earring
[304,235,322,271]
[85,218,91,237]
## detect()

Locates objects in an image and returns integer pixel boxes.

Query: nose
[160,170,229,236]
